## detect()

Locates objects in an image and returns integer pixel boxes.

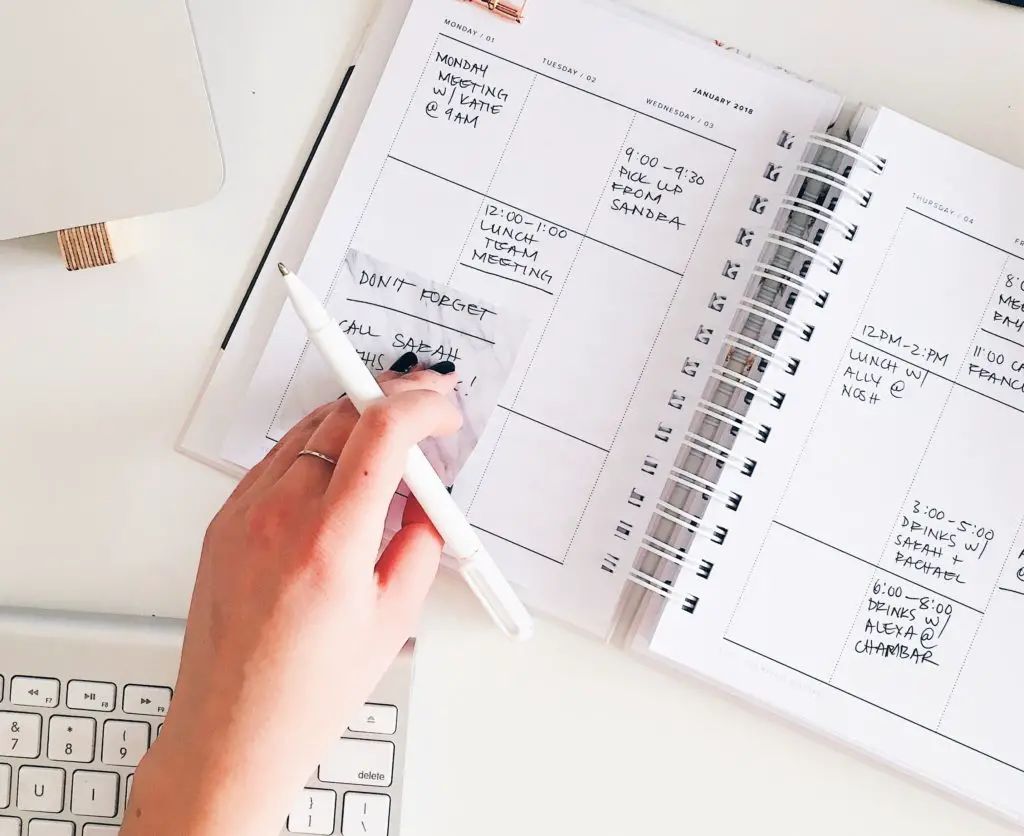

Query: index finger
[318,387,463,563]
[231,370,408,503]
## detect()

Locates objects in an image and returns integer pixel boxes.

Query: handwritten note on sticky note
[220,248,530,483]
[326,249,528,483]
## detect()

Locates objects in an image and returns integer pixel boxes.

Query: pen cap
[457,553,534,641]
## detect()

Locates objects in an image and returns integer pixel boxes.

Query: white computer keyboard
[0,608,413,836]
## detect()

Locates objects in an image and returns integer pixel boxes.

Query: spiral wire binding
[779,196,859,241]
[749,264,829,310]
[616,124,887,616]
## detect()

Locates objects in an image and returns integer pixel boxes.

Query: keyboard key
[342,792,390,836]
[348,704,398,735]
[27,822,72,836]
[0,713,42,758]
[83,827,119,836]
[67,681,116,713]
[71,770,119,817]
[10,678,59,708]
[17,766,64,813]
[101,720,150,767]
[47,716,96,763]
[126,772,134,804]
[0,764,9,808]
[287,788,337,834]
[319,739,394,787]
[0,817,18,836]
[122,685,171,717]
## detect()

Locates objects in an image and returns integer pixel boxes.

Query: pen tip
[277,262,290,277]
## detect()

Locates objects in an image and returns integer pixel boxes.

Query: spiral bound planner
[178,0,1024,825]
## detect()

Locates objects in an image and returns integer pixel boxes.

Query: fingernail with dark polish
[430,361,456,375]
[446,485,454,494]
[390,352,418,373]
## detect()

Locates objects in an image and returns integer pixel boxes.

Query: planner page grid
[649,108,1024,825]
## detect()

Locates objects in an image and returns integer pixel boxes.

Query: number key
[0,712,42,758]
[101,721,149,767]
[48,716,96,763]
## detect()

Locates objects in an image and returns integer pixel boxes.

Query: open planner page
[649,107,1024,823]
[221,0,842,636]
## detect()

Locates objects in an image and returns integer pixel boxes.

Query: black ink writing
[966,344,1024,402]
[360,270,416,294]
[886,499,997,593]
[426,52,510,129]
[860,324,950,367]
[854,580,951,666]
[463,203,569,293]
[418,289,495,321]
[609,200,684,229]
[604,146,709,232]
[435,52,489,78]
[359,351,385,372]
[392,334,461,363]
[338,320,381,339]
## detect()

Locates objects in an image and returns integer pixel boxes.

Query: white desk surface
[1,0,1022,833]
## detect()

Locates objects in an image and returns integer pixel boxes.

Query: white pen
[277,263,534,642]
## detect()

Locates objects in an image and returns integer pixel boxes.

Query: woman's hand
[122,359,461,836]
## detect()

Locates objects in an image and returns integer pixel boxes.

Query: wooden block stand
[57,222,129,271]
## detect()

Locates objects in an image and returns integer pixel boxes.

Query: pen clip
[456,554,534,641]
